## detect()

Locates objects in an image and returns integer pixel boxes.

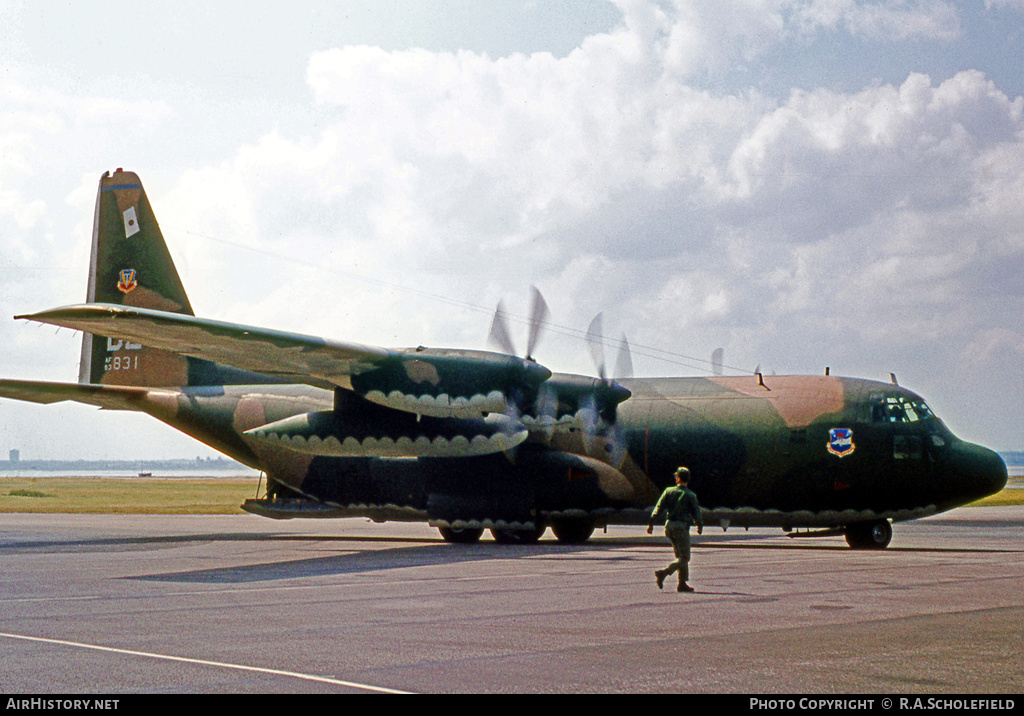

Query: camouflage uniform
[649,482,703,591]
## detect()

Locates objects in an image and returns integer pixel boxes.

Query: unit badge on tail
[117,268,137,294]
[827,428,855,457]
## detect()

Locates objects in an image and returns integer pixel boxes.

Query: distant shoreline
[999,451,1024,467]
[2,452,1020,475]
[0,457,252,473]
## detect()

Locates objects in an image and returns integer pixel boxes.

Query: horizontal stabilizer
[0,379,154,411]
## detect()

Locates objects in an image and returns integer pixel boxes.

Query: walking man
[647,466,703,592]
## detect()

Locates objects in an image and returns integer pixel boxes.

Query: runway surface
[1,507,1021,694]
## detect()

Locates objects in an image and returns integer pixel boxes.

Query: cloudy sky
[0,0,1022,461]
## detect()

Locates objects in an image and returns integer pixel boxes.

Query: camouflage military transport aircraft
[0,170,1008,548]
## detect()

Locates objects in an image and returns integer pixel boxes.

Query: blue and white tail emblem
[828,428,855,458]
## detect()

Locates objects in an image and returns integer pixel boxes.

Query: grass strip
[0,477,260,514]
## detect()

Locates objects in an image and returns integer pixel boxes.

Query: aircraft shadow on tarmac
[125,534,1015,584]
[126,539,609,584]
[1,529,1009,586]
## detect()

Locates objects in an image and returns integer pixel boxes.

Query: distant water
[0,468,261,478]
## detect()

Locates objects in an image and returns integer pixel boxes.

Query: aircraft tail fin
[78,169,197,387]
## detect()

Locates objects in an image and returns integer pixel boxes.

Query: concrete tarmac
[1,507,1021,694]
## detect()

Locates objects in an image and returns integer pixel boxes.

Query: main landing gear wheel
[550,518,595,544]
[438,526,484,544]
[490,524,546,544]
[844,520,893,550]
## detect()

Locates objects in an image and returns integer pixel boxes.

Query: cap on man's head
[674,467,691,482]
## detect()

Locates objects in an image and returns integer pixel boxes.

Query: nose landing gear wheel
[845,520,892,549]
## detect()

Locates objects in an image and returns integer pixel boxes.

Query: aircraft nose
[949,441,1007,504]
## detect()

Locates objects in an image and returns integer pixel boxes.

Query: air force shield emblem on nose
[828,428,855,457]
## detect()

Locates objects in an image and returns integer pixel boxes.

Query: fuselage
[139,373,1007,531]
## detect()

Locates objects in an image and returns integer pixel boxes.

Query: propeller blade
[534,383,558,426]
[614,334,633,381]
[525,285,550,361]
[578,397,629,468]
[603,424,629,469]
[579,393,602,454]
[487,299,517,356]
[585,313,606,380]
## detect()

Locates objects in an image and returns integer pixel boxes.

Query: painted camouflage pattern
[0,170,1008,545]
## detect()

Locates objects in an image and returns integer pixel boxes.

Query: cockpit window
[872,395,936,424]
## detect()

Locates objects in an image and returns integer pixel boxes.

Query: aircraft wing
[17,303,552,419]
[0,379,154,411]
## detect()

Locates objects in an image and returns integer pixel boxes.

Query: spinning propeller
[487,285,550,362]
[487,286,553,438]
[585,313,633,388]
[581,312,633,466]
[486,289,633,467]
